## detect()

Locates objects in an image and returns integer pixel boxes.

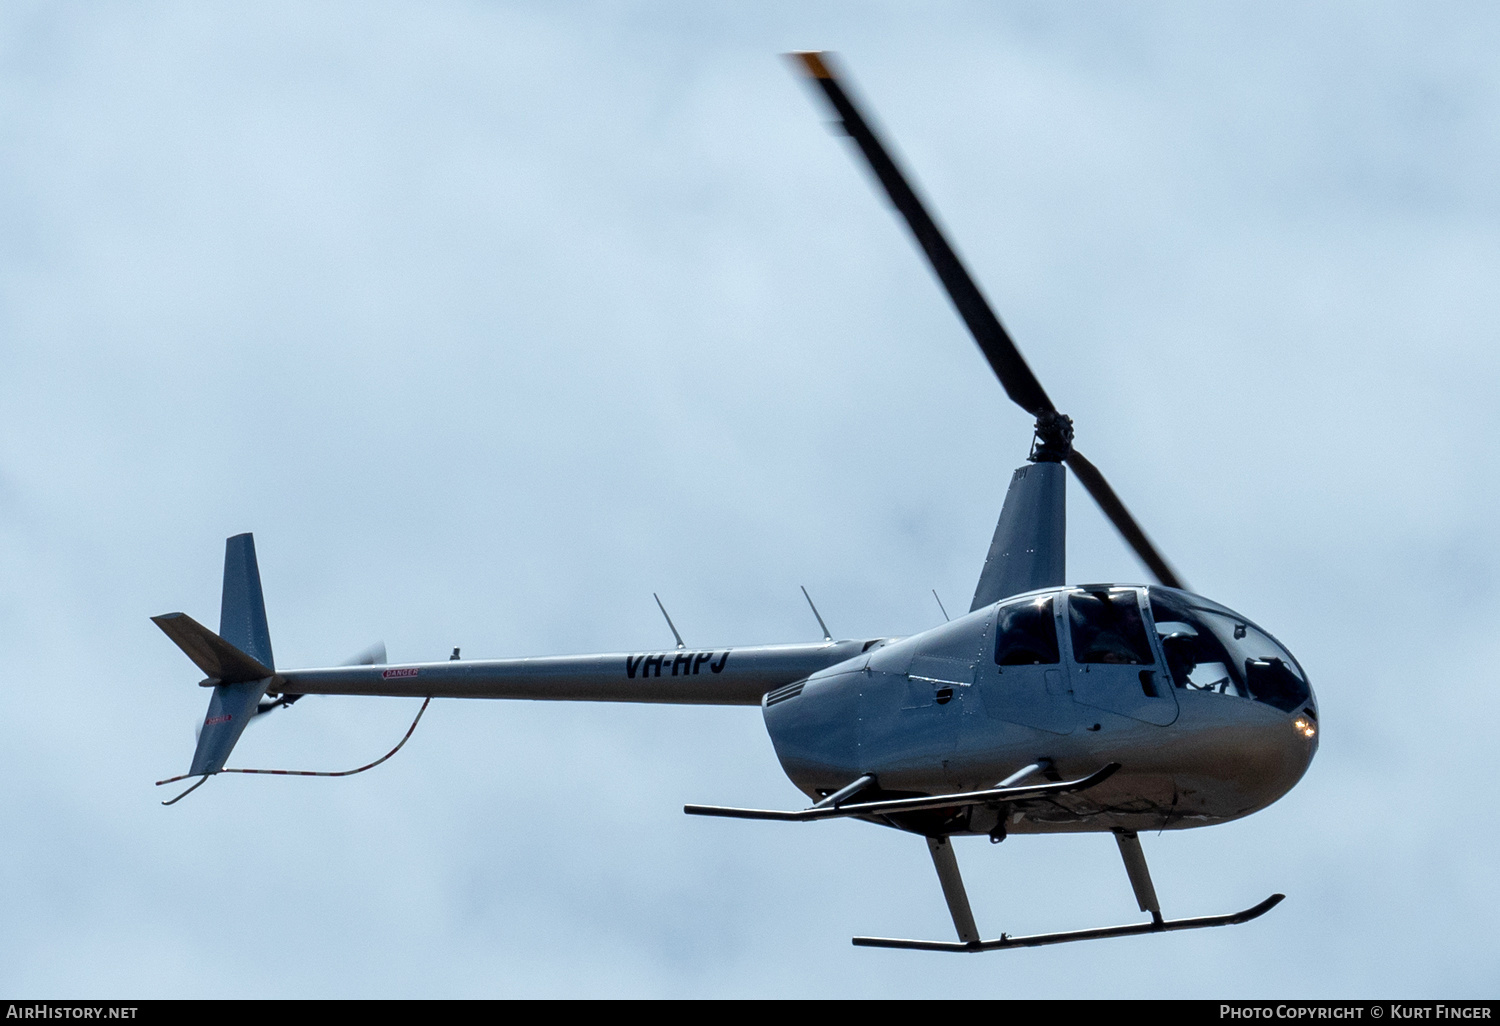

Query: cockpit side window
[994,596,1060,666]
[1068,590,1154,665]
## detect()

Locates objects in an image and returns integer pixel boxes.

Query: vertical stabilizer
[186,534,275,777]
[970,463,1066,610]
[220,533,274,669]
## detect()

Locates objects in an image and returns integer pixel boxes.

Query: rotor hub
[1028,411,1074,463]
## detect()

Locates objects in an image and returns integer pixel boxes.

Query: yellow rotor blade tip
[790,51,833,80]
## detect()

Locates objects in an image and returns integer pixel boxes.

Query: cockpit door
[973,594,1077,735]
[1063,588,1179,726]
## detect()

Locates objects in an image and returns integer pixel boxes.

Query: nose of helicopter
[1161,688,1318,822]
[1252,699,1319,813]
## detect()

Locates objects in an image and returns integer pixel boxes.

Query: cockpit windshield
[1148,589,1310,713]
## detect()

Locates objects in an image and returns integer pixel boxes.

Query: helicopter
[151,51,1317,953]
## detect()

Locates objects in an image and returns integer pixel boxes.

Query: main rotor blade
[1064,450,1187,590]
[789,51,1055,418]
[792,52,1192,592]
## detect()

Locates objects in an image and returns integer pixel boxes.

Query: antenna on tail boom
[653,593,686,649]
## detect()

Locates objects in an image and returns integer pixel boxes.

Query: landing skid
[688,763,1286,953]
[853,893,1284,952]
[883,813,1280,953]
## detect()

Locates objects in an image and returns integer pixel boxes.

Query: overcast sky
[1,0,1497,998]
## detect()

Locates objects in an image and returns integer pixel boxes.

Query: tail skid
[156,697,432,805]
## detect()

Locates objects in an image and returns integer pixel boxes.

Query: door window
[1068,589,1154,665]
[994,595,1060,666]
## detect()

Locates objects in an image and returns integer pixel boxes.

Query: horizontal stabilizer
[852,894,1284,952]
[152,612,273,684]
[684,763,1118,822]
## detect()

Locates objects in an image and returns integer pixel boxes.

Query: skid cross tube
[813,774,875,810]
[684,763,1118,822]
[927,837,980,945]
[1115,828,1163,924]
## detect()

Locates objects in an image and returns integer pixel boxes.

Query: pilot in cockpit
[1148,589,1311,712]
[1155,620,1238,695]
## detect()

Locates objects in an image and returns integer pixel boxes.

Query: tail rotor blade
[788,51,1054,418]
[343,642,387,667]
[1064,450,1186,590]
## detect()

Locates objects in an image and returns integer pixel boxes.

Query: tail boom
[275,641,874,706]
